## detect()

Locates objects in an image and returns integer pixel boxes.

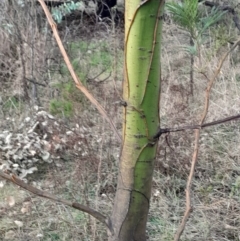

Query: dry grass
[1,2,240,241]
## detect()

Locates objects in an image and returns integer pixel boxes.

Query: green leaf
[166,0,199,34]
[199,7,227,36]
[181,44,197,55]
[51,1,84,23]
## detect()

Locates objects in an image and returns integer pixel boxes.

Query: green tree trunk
[108,1,164,240]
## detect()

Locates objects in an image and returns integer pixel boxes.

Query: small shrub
[49,99,73,117]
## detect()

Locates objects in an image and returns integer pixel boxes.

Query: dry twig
[38,0,121,142]
[174,38,240,241]
[154,113,240,138]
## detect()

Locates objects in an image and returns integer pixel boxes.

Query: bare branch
[0,170,111,231]
[25,78,47,87]
[154,113,240,138]
[37,0,121,142]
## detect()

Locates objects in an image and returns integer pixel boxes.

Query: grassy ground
[1,8,240,241]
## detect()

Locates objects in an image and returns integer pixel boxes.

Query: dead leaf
[14,220,23,228]
[21,202,31,214]
[6,196,15,207]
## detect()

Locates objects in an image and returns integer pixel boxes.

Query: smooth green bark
[108,1,164,240]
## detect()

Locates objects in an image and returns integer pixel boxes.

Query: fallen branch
[0,170,112,233]
[38,0,121,142]
[174,38,240,241]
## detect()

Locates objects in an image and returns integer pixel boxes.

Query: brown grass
[1,1,240,240]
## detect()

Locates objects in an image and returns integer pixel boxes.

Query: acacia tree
[0,0,164,240]
[108,0,164,240]
[1,1,240,241]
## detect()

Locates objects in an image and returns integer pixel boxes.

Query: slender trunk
[108,1,164,240]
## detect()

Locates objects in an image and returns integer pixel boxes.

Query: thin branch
[0,170,112,232]
[25,77,47,87]
[92,72,112,84]
[174,38,240,241]
[201,39,240,124]
[201,114,240,128]
[37,0,121,142]
[154,113,240,138]
[87,68,108,82]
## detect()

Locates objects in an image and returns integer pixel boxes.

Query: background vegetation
[0,0,240,240]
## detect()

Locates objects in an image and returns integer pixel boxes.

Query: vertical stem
[190,36,194,97]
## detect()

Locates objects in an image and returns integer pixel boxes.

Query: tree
[0,0,164,241]
[1,1,240,240]
[109,0,164,240]
[166,0,226,97]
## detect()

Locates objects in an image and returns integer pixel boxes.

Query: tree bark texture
[108,1,164,240]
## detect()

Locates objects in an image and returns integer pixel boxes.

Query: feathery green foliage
[166,0,226,43]
[166,0,198,36]
[51,1,84,23]
[198,7,227,37]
